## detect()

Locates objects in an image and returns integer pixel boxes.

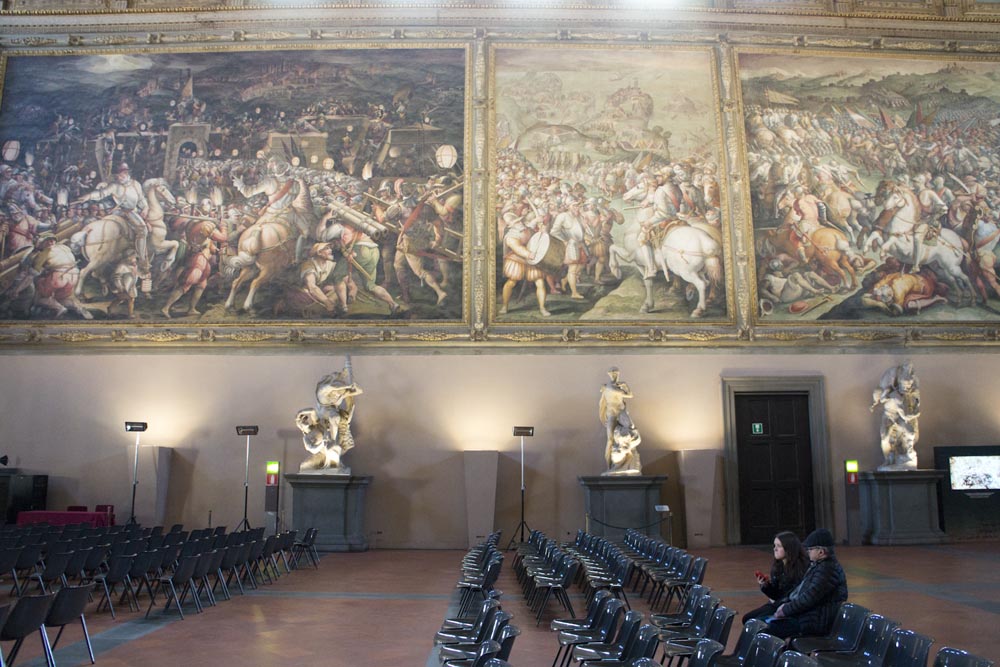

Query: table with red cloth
[16,510,114,527]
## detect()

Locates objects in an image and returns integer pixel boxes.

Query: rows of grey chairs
[435,531,517,667]
[618,530,708,614]
[787,601,993,667]
[513,530,583,626]
[0,522,318,666]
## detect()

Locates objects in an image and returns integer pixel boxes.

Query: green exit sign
[751,422,764,435]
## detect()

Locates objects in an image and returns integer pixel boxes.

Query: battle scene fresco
[0,47,466,323]
[740,51,1000,323]
[492,46,731,323]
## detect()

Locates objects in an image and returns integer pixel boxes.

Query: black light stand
[124,421,147,525]
[235,425,258,531]
[507,426,534,550]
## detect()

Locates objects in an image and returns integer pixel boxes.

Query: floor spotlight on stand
[124,421,147,525]
[236,425,259,531]
[507,426,534,550]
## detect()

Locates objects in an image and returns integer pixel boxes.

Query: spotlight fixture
[125,421,148,432]
[236,425,259,530]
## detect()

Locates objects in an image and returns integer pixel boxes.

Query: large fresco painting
[491,46,731,324]
[0,46,466,324]
[739,51,1000,324]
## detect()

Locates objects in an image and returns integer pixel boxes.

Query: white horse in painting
[864,179,973,303]
[73,178,180,296]
[608,219,724,318]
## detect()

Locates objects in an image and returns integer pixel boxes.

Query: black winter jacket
[778,555,848,636]
[761,560,804,602]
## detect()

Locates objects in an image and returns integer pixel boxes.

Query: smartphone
[755,570,770,582]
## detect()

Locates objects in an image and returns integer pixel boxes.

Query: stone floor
[6,541,998,666]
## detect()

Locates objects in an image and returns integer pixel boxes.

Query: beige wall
[1,351,997,547]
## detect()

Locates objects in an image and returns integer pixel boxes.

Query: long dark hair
[775,531,810,581]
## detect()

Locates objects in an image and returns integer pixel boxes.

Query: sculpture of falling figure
[296,356,364,474]
[599,366,642,475]
[870,362,920,471]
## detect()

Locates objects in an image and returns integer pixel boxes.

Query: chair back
[744,632,788,667]
[0,547,22,572]
[612,610,644,654]
[126,551,153,579]
[469,640,501,667]
[687,594,719,637]
[484,610,512,642]
[496,624,520,661]
[689,638,726,667]
[687,556,709,584]
[170,555,200,585]
[853,614,901,664]
[64,547,93,579]
[14,544,42,571]
[82,545,109,577]
[104,554,134,583]
[45,583,96,627]
[791,602,871,654]
[95,504,114,514]
[934,647,995,667]
[707,606,738,645]
[729,618,770,662]
[883,629,935,667]
[590,598,625,642]
[0,593,55,641]
[623,624,661,661]
[777,650,820,667]
[38,550,73,582]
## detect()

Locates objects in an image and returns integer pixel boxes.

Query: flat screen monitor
[948,455,1000,491]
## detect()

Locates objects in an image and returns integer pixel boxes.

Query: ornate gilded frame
[0,2,999,349]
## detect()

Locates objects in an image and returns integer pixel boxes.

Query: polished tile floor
[6,541,998,666]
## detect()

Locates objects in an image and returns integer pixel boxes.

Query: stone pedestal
[579,475,667,542]
[858,470,946,545]
[285,474,371,552]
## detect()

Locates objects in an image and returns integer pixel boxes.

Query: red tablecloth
[16,510,114,527]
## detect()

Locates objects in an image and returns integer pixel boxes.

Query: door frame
[722,375,833,545]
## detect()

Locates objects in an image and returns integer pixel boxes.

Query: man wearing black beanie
[764,528,848,639]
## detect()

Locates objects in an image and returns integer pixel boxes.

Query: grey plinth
[858,470,947,545]
[579,476,667,542]
[285,474,371,552]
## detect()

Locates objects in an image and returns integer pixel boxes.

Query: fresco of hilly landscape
[0,48,465,324]
[740,52,1000,324]
[492,46,730,324]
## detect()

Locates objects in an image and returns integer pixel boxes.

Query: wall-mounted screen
[949,456,1000,491]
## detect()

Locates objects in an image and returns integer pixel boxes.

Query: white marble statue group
[290,358,922,478]
[296,356,363,474]
[599,367,643,476]
[871,361,921,471]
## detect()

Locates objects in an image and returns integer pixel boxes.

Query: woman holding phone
[742,531,810,624]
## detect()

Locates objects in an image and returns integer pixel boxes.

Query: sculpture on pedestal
[599,366,643,475]
[870,362,920,471]
[296,357,363,474]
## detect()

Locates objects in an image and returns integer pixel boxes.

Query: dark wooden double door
[735,393,816,545]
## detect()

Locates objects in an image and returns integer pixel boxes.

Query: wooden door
[735,393,815,545]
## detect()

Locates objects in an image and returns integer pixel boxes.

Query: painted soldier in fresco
[75,163,151,275]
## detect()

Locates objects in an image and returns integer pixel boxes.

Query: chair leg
[39,626,55,667]
[80,615,95,664]
[7,638,23,666]
[100,579,117,619]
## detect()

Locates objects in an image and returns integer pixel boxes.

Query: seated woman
[742,531,809,625]
[764,528,849,640]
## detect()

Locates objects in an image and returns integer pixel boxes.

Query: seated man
[764,528,847,639]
